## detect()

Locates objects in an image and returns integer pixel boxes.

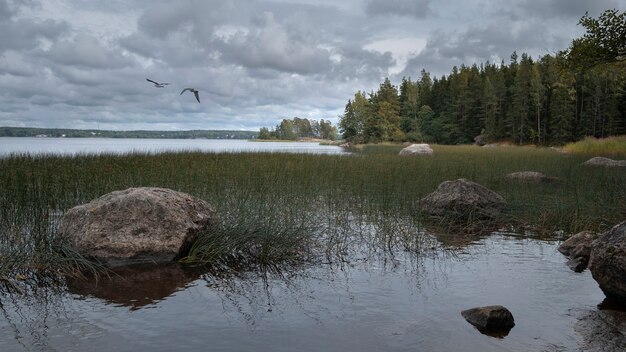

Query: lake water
[1,137,624,351]
[0,137,346,156]
[1,235,623,351]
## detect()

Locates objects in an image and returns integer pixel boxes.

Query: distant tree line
[0,127,258,139]
[339,9,626,145]
[258,117,338,140]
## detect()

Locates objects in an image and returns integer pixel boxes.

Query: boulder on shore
[558,231,597,272]
[461,305,515,336]
[58,187,219,267]
[399,143,433,156]
[474,134,488,146]
[589,221,626,301]
[582,157,626,167]
[419,178,507,219]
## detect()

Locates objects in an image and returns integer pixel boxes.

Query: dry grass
[562,135,626,158]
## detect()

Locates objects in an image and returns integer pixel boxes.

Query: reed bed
[562,135,626,157]
[1,145,624,278]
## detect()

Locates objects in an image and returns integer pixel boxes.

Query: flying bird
[146,78,170,88]
[180,88,200,103]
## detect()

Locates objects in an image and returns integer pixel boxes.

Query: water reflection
[66,264,200,310]
[0,137,347,156]
[0,236,615,351]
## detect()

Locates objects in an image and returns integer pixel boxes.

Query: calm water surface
[1,235,623,351]
[0,137,346,156]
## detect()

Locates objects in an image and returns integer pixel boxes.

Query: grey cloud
[0,0,13,19]
[120,31,213,68]
[506,0,622,20]
[328,44,395,82]
[366,0,432,19]
[217,12,332,75]
[2,0,598,132]
[0,1,66,55]
[401,19,570,78]
[43,34,135,69]
[0,51,38,77]
[125,3,342,75]
[0,0,39,19]
[0,18,68,53]
[136,0,237,40]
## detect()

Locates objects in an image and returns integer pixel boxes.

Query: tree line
[0,127,258,139]
[258,117,338,140]
[339,9,626,145]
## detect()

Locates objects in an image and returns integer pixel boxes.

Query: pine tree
[483,76,498,141]
[530,63,545,144]
[399,77,420,134]
[510,54,533,144]
[418,69,432,108]
[371,78,401,141]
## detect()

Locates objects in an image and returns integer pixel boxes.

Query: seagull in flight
[146,78,170,88]
[180,88,200,103]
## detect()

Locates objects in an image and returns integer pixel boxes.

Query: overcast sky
[0,0,623,131]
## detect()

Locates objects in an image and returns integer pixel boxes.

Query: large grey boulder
[419,178,507,219]
[399,143,433,156]
[558,231,597,272]
[583,157,626,167]
[58,187,219,267]
[461,305,515,336]
[589,221,626,301]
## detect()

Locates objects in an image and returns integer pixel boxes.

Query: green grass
[1,145,624,278]
[562,135,626,157]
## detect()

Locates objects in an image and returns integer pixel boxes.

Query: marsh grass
[1,145,624,277]
[562,135,626,157]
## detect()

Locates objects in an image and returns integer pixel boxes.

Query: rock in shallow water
[58,187,219,267]
[582,157,626,167]
[558,230,597,272]
[398,143,433,156]
[589,221,626,302]
[505,171,562,183]
[461,305,515,336]
[419,178,507,220]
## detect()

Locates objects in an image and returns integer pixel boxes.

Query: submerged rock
[589,221,626,301]
[558,231,597,272]
[58,187,219,267]
[583,157,626,167]
[399,143,433,156]
[419,178,507,219]
[575,306,626,352]
[505,171,562,183]
[461,305,515,336]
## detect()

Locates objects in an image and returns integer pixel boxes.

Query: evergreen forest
[339,9,626,145]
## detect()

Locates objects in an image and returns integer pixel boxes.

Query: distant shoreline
[0,127,258,140]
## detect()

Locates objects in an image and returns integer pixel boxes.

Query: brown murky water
[1,235,624,351]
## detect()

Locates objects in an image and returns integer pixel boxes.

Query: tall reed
[1,145,624,277]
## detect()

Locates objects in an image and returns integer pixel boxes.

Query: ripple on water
[0,235,610,351]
